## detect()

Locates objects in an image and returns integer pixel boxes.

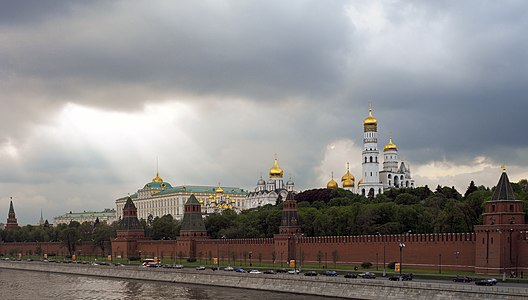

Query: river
[0,268,337,299]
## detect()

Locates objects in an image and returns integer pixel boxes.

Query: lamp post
[377,232,386,276]
[216,241,220,270]
[249,251,253,267]
[399,242,405,277]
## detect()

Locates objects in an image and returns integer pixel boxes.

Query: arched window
[365,157,367,163]
[370,156,373,163]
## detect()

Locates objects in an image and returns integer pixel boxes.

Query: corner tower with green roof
[180,194,208,239]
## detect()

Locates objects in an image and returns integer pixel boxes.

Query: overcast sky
[1,0,527,224]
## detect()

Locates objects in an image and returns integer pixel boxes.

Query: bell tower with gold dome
[358,105,384,197]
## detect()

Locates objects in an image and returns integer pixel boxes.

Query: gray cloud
[1,1,528,222]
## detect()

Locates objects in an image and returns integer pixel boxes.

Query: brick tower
[274,191,302,265]
[5,200,19,230]
[112,196,145,258]
[179,194,209,260]
[475,169,528,275]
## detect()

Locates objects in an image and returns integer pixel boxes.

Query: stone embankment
[1,261,527,300]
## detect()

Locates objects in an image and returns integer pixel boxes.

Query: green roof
[57,211,116,218]
[116,185,247,202]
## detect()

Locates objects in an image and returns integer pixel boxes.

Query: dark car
[358,272,376,279]
[211,266,219,271]
[324,270,338,277]
[453,275,472,283]
[304,271,318,276]
[475,278,498,286]
[344,273,358,278]
[276,268,287,273]
[389,273,413,281]
[235,268,246,273]
[263,270,276,274]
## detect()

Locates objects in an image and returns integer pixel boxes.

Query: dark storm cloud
[1,1,528,222]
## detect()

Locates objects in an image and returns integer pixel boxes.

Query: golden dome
[211,198,216,203]
[227,204,232,209]
[231,199,236,203]
[341,162,355,183]
[222,204,228,209]
[152,172,163,183]
[384,136,398,151]
[363,106,377,126]
[327,172,338,189]
[199,199,204,204]
[358,179,363,185]
[269,158,284,178]
[215,185,224,194]
[209,195,214,199]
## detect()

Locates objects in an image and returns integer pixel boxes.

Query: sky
[1,0,528,224]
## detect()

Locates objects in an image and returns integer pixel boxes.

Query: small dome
[257,176,266,185]
[269,158,284,178]
[327,172,338,189]
[341,163,355,183]
[231,199,236,203]
[216,186,224,194]
[211,198,216,203]
[343,178,354,188]
[363,107,377,127]
[287,177,294,185]
[227,204,232,209]
[384,137,398,151]
[327,178,338,189]
[199,199,204,204]
[152,172,163,183]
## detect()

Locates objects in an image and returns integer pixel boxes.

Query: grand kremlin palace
[115,172,248,221]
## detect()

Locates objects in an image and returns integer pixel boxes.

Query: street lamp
[399,242,405,277]
[377,232,386,276]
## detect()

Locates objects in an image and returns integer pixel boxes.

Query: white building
[327,106,415,197]
[54,209,117,225]
[246,158,295,208]
[115,172,248,221]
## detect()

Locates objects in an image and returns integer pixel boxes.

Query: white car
[287,269,300,274]
[249,269,262,274]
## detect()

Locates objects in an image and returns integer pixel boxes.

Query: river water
[0,268,337,299]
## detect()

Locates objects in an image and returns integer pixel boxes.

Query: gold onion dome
[363,107,377,126]
[341,163,355,185]
[199,199,204,204]
[215,185,224,194]
[269,158,284,178]
[327,172,338,189]
[384,137,398,151]
[227,204,232,209]
[231,199,236,203]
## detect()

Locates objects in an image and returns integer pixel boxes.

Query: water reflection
[0,269,334,300]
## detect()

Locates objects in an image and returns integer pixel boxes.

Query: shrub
[361,262,373,269]
[187,258,197,262]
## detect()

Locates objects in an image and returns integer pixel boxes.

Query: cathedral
[245,157,295,209]
[327,106,415,196]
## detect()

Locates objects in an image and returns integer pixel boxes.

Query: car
[211,266,219,271]
[235,267,246,273]
[389,273,413,281]
[195,266,206,270]
[114,263,124,267]
[224,266,234,271]
[344,273,357,278]
[249,269,262,274]
[276,268,287,273]
[288,269,300,274]
[358,272,376,279]
[453,275,472,283]
[174,264,184,269]
[263,270,276,274]
[324,270,338,277]
[475,278,498,286]
[26,258,34,262]
[304,271,318,276]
